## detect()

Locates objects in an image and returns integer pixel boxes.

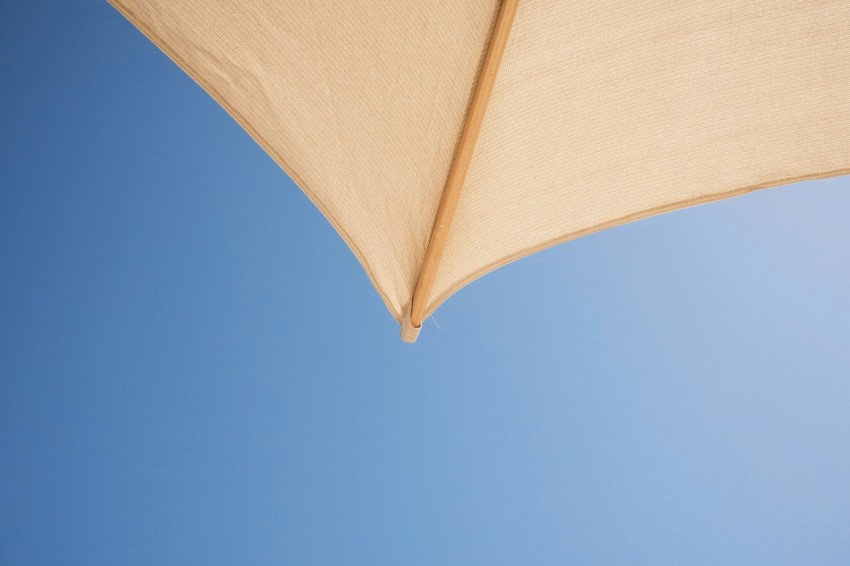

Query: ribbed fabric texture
[110,0,500,321]
[112,0,849,331]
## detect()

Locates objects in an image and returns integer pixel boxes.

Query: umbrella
[110,0,849,342]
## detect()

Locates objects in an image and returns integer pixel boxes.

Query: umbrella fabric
[110,0,850,341]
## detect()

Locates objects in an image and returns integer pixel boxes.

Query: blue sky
[2,2,850,564]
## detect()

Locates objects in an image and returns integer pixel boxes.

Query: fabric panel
[431,0,850,315]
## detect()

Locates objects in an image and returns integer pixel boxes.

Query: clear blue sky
[2,3,850,564]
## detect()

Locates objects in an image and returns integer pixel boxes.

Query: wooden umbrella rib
[408,0,520,332]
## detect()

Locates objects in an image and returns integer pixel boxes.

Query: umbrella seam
[407,0,520,335]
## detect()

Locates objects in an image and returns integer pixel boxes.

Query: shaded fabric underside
[112,0,850,327]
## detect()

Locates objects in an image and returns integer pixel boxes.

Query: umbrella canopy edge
[108,0,403,324]
[422,168,850,323]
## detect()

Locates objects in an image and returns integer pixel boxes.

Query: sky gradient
[2,3,850,564]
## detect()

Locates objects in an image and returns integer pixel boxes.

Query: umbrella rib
[406,0,520,338]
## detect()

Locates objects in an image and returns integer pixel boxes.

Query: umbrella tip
[400,305,421,343]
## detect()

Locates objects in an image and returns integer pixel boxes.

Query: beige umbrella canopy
[111,0,849,342]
